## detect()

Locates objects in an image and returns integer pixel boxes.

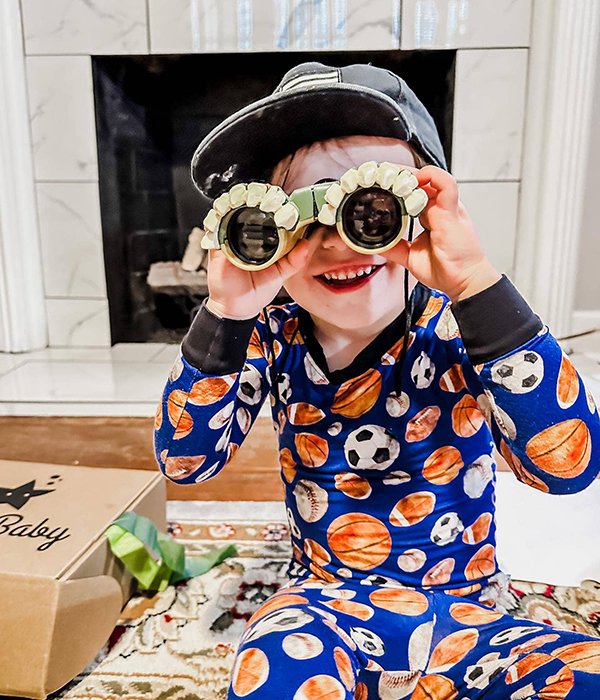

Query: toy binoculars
[200,161,429,271]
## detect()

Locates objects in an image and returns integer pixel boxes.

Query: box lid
[0,460,162,579]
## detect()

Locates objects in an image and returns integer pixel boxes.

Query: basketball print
[406,406,441,442]
[154,401,162,431]
[231,647,269,696]
[331,368,382,418]
[295,433,329,467]
[294,480,329,522]
[491,350,544,394]
[247,328,264,359]
[174,409,193,440]
[426,629,479,673]
[500,440,549,492]
[344,425,400,470]
[423,446,464,485]
[167,389,188,427]
[526,418,592,478]
[293,675,346,700]
[551,641,600,672]
[464,543,496,580]
[557,354,580,408]
[283,316,303,344]
[410,674,458,700]
[452,395,485,438]
[327,513,392,570]
[390,492,436,527]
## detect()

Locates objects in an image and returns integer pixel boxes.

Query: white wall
[575,43,600,314]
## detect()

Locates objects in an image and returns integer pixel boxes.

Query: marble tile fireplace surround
[0,0,598,353]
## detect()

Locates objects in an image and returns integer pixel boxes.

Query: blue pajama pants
[227,578,600,699]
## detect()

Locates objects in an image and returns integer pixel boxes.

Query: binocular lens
[341,187,403,249]
[227,207,280,264]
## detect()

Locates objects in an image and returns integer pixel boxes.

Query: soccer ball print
[344,425,400,471]
[155,288,600,700]
[491,351,544,394]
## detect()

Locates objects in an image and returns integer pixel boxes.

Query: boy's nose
[319,225,348,251]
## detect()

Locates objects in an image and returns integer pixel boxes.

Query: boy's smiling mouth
[314,262,385,293]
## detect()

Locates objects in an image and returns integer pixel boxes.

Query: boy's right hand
[205,239,310,320]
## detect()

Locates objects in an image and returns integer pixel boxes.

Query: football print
[344,425,400,470]
[411,351,436,389]
[491,350,544,394]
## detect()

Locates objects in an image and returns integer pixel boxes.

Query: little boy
[155,63,600,700]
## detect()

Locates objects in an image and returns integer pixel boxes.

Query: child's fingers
[415,165,459,211]
[381,239,410,268]
[274,239,309,282]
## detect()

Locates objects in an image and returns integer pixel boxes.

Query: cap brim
[191,84,428,200]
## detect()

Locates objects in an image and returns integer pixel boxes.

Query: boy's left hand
[382,165,502,302]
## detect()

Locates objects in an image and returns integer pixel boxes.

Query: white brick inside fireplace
[1,0,598,350]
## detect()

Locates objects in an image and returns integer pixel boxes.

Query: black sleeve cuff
[181,298,259,374]
[450,274,544,365]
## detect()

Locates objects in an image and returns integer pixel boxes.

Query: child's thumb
[275,240,309,281]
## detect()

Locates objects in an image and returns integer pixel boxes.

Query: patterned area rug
[50,512,600,700]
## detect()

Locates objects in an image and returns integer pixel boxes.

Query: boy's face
[279,136,424,330]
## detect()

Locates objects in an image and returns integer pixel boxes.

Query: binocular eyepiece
[201,161,428,271]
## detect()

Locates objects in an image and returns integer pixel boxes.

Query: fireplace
[92,50,455,344]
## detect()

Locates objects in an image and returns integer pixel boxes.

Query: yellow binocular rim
[200,160,429,266]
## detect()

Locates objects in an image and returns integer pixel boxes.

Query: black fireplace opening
[92,50,455,344]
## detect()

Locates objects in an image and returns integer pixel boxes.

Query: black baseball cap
[191,61,448,201]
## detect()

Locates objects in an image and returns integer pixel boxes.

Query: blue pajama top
[154,275,600,604]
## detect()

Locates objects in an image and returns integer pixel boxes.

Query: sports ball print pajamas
[155,275,600,700]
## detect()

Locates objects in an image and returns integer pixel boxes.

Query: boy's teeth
[323,265,375,281]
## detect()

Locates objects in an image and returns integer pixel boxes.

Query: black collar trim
[296,282,432,385]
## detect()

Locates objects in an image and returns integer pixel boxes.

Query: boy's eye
[304,221,322,238]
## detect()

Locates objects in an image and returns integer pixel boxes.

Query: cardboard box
[0,459,166,699]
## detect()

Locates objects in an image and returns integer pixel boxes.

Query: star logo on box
[0,479,56,510]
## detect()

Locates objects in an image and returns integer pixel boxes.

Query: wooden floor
[0,416,519,501]
[0,416,283,501]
